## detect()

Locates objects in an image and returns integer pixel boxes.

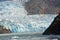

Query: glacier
[0,1,57,33]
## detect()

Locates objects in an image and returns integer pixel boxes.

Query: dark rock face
[0,25,11,34]
[46,0,60,8]
[43,14,60,35]
[25,0,60,14]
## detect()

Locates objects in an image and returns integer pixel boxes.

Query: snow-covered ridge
[0,1,57,33]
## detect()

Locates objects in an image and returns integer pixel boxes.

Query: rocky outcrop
[0,25,11,34]
[25,0,60,14]
[43,14,60,35]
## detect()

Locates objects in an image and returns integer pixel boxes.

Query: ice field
[0,1,57,33]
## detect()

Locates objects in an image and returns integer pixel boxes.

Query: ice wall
[0,1,57,33]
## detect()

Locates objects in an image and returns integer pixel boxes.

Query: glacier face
[0,1,57,33]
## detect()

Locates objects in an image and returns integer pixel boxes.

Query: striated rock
[25,0,60,14]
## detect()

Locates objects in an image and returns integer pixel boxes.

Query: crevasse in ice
[0,1,57,33]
